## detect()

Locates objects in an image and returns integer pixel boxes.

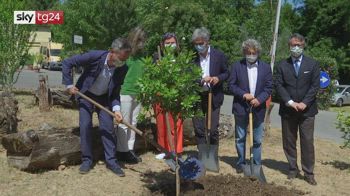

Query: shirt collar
[246,60,258,68]
[292,55,303,63]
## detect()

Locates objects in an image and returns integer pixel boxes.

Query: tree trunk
[34,88,77,109]
[1,123,156,171]
[38,75,50,112]
[0,91,18,139]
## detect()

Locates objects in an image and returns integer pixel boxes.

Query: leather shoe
[287,170,300,179]
[79,162,92,174]
[304,175,317,185]
[117,151,142,164]
[107,166,125,177]
[236,165,244,174]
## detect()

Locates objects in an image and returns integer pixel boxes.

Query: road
[14,69,344,144]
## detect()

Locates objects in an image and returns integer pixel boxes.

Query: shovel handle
[249,108,253,148]
[76,91,174,158]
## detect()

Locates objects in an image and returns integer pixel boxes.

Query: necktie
[294,59,300,76]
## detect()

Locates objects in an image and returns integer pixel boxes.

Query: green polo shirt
[121,56,144,95]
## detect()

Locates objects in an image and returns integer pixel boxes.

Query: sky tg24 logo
[14,11,64,25]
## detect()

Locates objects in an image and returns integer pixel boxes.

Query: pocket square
[304,71,310,74]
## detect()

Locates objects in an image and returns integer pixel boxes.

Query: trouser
[234,115,264,166]
[154,103,184,153]
[192,96,220,145]
[116,95,141,152]
[281,115,315,177]
[79,91,117,168]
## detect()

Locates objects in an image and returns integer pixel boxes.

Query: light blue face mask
[195,44,208,53]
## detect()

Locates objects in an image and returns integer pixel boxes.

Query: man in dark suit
[275,33,320,185]
[191,27,229,154]
[229,39,273,173]
[62,38,131,177]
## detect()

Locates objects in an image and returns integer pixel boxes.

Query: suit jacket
[229,59,273,124]
[274,55,320,117]
[193,47,229,109]
[62,50,128,109]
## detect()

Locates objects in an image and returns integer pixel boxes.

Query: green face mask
[290,46,303,58]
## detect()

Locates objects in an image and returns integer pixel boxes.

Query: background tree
[0,0,35,92]
[51,0,137,57]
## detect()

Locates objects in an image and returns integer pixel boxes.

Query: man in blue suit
[192,27,229,167]
[229,39,273,173]
[62,38,131,176]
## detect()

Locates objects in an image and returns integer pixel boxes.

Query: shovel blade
[198,144,219,172]
[165,157,206,180]
[242,164,267,183]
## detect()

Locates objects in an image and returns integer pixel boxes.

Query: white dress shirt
[200,46,211,79]
[247,61,258,96]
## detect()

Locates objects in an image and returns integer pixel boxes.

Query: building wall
[28,26,51,55]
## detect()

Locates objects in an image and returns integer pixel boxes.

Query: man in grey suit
[275,33,320,185]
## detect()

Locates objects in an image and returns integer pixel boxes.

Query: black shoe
[129,150,142,163]
[236,165,244,174]
[117,151,142,164]
[79,162,92,174]
[287,170,300,179]
[107,166,125,177]
[304,175,317,185]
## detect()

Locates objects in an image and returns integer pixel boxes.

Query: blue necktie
[294,59,300,76]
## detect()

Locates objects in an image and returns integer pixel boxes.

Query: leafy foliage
[0,0,35,91]
[137,49,202,121]
[336,111,350,148]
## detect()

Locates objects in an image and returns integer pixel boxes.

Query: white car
[332,85,350,107]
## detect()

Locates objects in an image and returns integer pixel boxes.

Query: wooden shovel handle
[249,109,253,148]
[76,91,173,157]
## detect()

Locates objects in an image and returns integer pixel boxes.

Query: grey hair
[242,39,262,55]
[289,33,305,44]
[111,38,131,52]
[192,27,210,42]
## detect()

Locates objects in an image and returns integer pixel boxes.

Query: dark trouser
[79,91,118,168]
[281,115,315,177]
[192,96,221,145]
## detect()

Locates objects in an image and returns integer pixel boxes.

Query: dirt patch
[141,171,305,196]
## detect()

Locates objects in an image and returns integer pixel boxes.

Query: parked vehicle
[40,42,63,71]
[332,85,350,107]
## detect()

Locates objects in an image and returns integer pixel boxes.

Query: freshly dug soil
[141,171,305,196]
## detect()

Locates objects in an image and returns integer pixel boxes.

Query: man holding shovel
[229,39,272,177]
[192,27,229,172]
[62,38,131,176]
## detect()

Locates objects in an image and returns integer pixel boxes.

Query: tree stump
[0,92,18,139]
[34,88,77,109]
[38,75,50,111]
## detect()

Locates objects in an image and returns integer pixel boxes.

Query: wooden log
[38,75,50,112]
[34,88,77,109]
[0,92,18,139]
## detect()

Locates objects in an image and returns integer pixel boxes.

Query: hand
[250,98,260,107]
[67,86,79,95]
[203,76,212,83]
[296,102,307,111]
[114,111,123,123]
[243,93,255,101]
[290,102,299,112]
[211,76,220,85]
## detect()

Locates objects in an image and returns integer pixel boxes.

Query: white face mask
[164,43,177,49]
[246,55,258,64]
[290,46,303,58]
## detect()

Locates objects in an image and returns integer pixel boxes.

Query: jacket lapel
[287,57,298,78]
[255,61,262,97]
[242,61,249,92]
[209,49,214,76]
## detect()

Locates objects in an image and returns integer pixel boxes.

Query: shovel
[243,105,267,183]
[198,86,219,172]
[76,91,205,180]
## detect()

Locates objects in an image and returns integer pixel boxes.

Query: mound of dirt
[141,171,305,196]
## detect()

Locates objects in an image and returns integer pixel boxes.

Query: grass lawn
[329,105,350,113]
